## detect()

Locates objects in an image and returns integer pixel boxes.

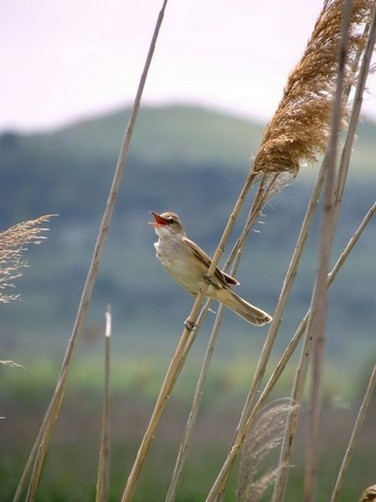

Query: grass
[0,357,374,501]
[0,352,362,401]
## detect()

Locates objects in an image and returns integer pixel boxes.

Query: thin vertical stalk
[274,4,376,496]
[304,3,355,499]
[165,187,273,500]
[96,306,112,502]
[122,141,277,502]
[206,200,375,502]
[208,165,326,499]
[274,201,376,499]
[14,2,169,500]
[121,301,210,501]
[330,364,376,502]
[121,169,261,500]
[165,302,225,502]
[335,0,376,207]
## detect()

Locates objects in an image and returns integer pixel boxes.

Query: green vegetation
[1,105,375,500]
[0,105,375,360]
[1,357,374,501]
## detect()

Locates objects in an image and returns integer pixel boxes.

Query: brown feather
[183,237,239,288]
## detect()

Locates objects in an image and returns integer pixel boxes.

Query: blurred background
[1,1,375,500]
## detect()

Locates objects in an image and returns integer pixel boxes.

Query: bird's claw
[184,319,196,331]
[203,274,213,285]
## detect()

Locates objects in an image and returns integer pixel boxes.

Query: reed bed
[8,0,376,500]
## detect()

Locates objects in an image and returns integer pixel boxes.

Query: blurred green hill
[1,105,375,360]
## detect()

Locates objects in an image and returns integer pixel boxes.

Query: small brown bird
[359,485,376,502]
[149,211,272,326]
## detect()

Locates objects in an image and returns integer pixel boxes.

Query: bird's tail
[217,289,272,326]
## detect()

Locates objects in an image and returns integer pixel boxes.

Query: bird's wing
[182,237,239,287]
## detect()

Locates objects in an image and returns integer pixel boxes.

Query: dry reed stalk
[122,327,197,501]
[96,306,112,502]
[305,73,372,502]
[122,271,212,500]
[233,0,371,452]
[251,0,373,435]
[165,175,292,500]
[206,181,324,500]
[335,0,376,206]
[13,4,168,500]
[130,174,288,501]
[305,1,375,497]
[0,215,54,303]
[205,1,372,496]
[165,301,225,502]
[122,164,266,500]
[274,3,376,496]
[303,4,352,498]
[206,200,376,501]
[272,297,318,501]
[123,162,281,501]
[330,364,376,502]
[124,1,372,497]
[216,162,326,502]
[273,201,376,500]
[166,204,256,499]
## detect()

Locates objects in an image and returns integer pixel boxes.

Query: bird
[359,485,376,502]
[149,211,272,326]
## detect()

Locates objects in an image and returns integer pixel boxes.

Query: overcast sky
[2,0,375,132]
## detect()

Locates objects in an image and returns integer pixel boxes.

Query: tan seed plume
[253,0,372,176]
[0,215,55,303]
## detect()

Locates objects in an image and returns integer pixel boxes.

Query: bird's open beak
[149,211,168,226]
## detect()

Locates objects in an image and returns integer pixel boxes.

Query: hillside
[0,105,375,362]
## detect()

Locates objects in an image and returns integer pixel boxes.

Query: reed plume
[236,402,297,502]
[252,0,371,176]
[0,215,54,303]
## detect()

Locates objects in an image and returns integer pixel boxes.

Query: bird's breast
[154,236,204,294]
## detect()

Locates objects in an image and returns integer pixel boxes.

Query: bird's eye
[167,218,175,224]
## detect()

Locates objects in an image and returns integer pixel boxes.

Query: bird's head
[149,211,185,237]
